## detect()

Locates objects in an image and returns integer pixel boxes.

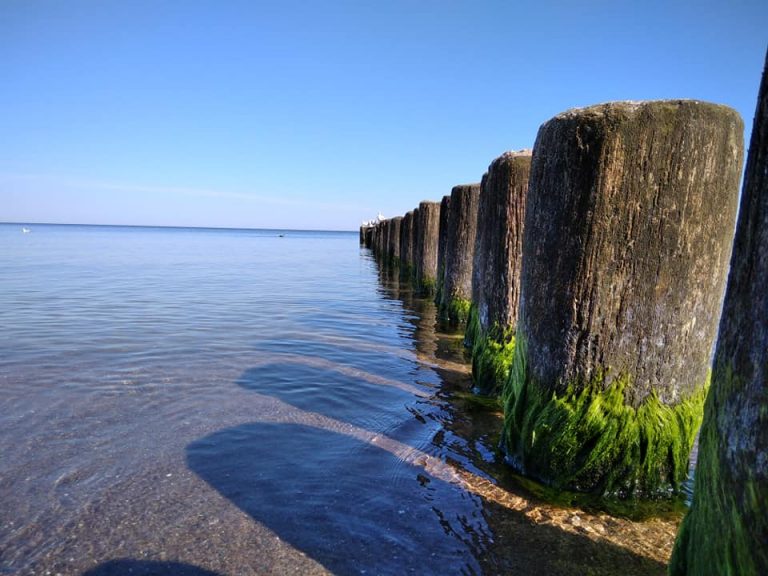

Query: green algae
[417,276,436,297]
[438,296,472,328]
[451,389,503,412]
[448,297,471,326]
[473,332,516,396]
[464,304,482,348]
[464,304,517,396]
[502,335,707,498]
[669,366,767,575]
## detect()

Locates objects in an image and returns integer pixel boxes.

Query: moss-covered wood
[467,304,516,395]
[670,54,768,575]
[467,151,532,394]
[439,184,480,327]
[503,335,708,497]
[415,201,440,296]
[504,100,744,496]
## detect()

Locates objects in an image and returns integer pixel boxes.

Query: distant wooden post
[415,201,440,296]
[364,226,373,248]
[387,216,403,268]
[371,222,381,258]
[467,151,532,395]
[503,100,744,496]
[439,184,480,326]
[401,210,417,280]
[380,219,389,263]
[375,221,386,260]
[399,211,414,279]
[671,56,768,574]
[435,195,451,306]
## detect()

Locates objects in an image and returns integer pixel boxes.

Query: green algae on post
[502,336,707,497]
[466,304,516,396]
[505,100,743,497]
[670,53,768,575]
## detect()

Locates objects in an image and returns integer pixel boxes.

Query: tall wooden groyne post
[671,55,768,575]
[438,184,480,326]
[400,210,416,281]
[467,152,532,395]
[386,216,403,268]
[371,221,383,256]
[414,201,440,296]
[435,195,451,305]
[503,100,744,496]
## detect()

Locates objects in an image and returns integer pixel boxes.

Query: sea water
[0,224,496,575]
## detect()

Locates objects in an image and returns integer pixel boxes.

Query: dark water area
[1,224,679,575]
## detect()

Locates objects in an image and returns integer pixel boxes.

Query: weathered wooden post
[503,100,744,496]
[435,195,451,306]
[415,201,440,296]
[387,216,403,268]
[380,219,390,263]
[439,184,480,326]
[671,56,768,575]
[369,223,376,253]
[376,220,387,263]
[376,221,386,260]
[399,211,414,279]
[401,209,419,282]
[467,151,532,395]
[364,226,373,249]
[374,220,382,258]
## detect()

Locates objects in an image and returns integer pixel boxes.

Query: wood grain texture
[520,100,743,407]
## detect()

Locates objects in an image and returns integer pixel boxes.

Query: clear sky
[2,1,766,231]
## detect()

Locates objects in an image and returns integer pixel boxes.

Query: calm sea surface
[0,224,678,576]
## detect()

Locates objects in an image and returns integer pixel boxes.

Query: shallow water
[1,224,682,575]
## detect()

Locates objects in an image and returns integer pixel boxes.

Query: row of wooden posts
[361,53,767,575]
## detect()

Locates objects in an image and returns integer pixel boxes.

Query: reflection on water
[0,225,680,575]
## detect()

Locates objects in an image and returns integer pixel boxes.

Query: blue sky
[2,1,766,231]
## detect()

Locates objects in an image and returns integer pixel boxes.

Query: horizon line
[1,221,357,234]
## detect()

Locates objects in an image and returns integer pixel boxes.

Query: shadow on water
[82,559,222,576]
[181,256,669,575]
[187,421,487,575]
[185,375,669,575]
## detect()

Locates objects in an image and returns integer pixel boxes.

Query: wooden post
[503,100,744,496]
[467,151,532,395]
[671,54,768,574]
[399,211,414,279]
[415,201,440,296]
[435,195,451,306]
[439,184,480,326]
[387,216,403,268]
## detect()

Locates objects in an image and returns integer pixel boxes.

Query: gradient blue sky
[2,1,766,231]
